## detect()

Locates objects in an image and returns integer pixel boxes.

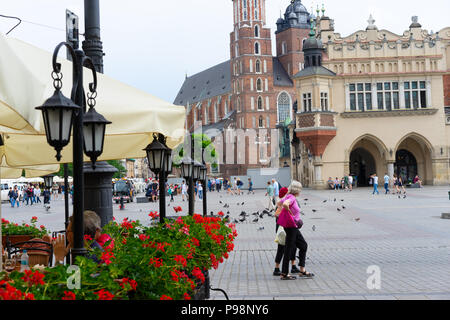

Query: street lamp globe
[180,157,194,180]
[143,137,168,175]
[35,89,81,161]
[163,148,173,175]
[199,164,207,181]
[43,174,55,189]
[83,106,111,167]
[192,161,202,182]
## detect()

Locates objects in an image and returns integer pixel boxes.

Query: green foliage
[1,217,48,238]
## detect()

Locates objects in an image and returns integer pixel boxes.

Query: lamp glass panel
[47,108,61,142]
[94,123,105,152]
[83,123,94,153]
[61,108,73,143]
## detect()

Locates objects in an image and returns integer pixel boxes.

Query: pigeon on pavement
[312,225,316,231]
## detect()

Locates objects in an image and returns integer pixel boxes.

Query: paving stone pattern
[2,186,450,300]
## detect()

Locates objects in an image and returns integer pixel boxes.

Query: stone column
[313,159,324,189]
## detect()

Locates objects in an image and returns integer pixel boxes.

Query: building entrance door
[395,149,417,184]
[350,148,376,187]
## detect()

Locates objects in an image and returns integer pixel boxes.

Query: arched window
[254,25,260,38]
[258,116,264,128]
[257,96,263,110]
[255,59,261,73]
[235,44,239,57]
[255,42,260,55]
[254,0,259,20]
[237,97,241,112]
[256,78,262,92]
[277,92,291,123]
[224,100,228,115]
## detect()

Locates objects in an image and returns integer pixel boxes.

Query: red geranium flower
[173,206,182,213]
[183,293,191,300]
[62,291,76,300]
[160,295,173,300]
[94,289,115,300]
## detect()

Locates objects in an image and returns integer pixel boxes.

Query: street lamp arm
[82,56,98,94]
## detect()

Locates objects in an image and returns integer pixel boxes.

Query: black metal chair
[6,240,53,267]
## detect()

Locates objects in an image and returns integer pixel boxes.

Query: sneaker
[291,265,301,274]
[273,268,281,276]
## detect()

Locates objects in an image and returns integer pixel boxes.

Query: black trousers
[281,227,308,275]
[275,223,296,264]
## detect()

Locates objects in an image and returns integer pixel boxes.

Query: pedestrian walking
[272,179,280,203]
[265,181,275,210]
[348,174,353,191]
[248,178,255,194]
[383,173,390,194]
[34,185,42,203]
[397,175,406,197]
[198,181,203,200]
[372,174,379,195]
[8,187,14,207]
[43,188,51,205]
[273,187,298,276]
[181,180,188,201]
[277,181,314,280]
[11,187,19,208]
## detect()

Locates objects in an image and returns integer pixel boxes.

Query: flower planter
[2,235,35,248]
[192,270,210,300]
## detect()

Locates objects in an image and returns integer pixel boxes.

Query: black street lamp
[192,161,203,182]
[43,174,55,189]
[36,83,80,161]
[35,41,110,262]
[83,100,111,168]
[144,134,172,223]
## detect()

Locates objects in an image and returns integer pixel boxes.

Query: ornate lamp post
[36,42,110,262]
[144,133,172,223]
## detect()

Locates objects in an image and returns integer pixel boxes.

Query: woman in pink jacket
[277,181,314,280]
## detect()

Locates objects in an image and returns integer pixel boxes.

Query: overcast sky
[1,0,449,103]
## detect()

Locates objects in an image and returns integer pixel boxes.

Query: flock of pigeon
[214,196,361,232]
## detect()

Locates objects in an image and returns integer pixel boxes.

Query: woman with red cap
[273,187,299,276]
[277,181,314,280]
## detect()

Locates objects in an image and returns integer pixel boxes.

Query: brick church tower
[229,0,278,175]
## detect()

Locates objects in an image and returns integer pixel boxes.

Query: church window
[255,42,260,55]
[258,116,264,128]
[243,0,248,20]
[257,96,263,110]
[255,59,261,73]
[254,0,259,20]
[256,78,262,92]
[255,25,260,38]
[282,41,287,55]
[278,92,291,123]
[249,59,253,72]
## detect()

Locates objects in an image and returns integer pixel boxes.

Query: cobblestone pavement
[2,186,450,300]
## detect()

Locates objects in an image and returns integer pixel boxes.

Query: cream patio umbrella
[0,32,186,167]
